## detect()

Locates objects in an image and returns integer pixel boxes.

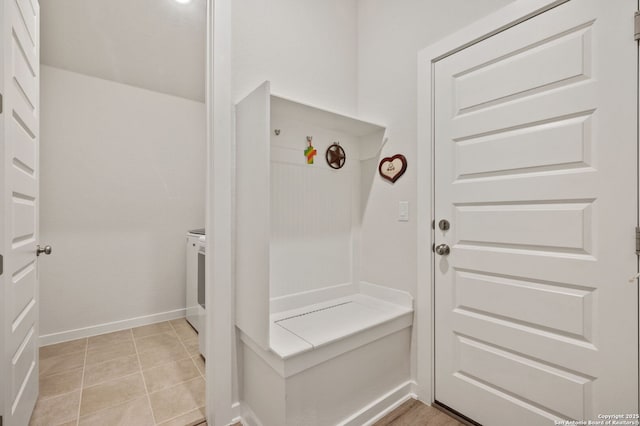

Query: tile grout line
[140,322,201,425]
[131,328,159,425]
[80,353,138,389]
[152,377,207,425]
[38,323,201,426]
[167,320,207,422]
[169,321,206,380]
[169,320,207,381]
[35,366,84,402]
[138,375,207,426]
[39,349,86,379]
[80,347,190,390]
[75,339,89,426]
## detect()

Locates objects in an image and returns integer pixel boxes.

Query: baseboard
[270,282,357,313]
[239,402,264,426]
[228,402,243,426]
[39,308,186,346]
[338,380,416,426]
[359,282,414,309]
[236,381,414,426]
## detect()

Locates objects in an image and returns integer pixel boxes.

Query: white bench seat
[270,294,412,359]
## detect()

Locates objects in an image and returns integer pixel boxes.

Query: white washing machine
[197,235,206,358]
[185,229,204,333]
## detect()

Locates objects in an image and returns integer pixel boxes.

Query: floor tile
[78,396,154,426]
[132,322,173,339]
[169,318,189,328]
[181,339,200,357]
[138,341,189,370]
[149,377,206,423]
[192,355,205,376]
[39,338,87,361]
[39,368,83,400]
[88,329,133,350]
[85,340,136,366]
[172,322,198,342]
[135,332,181,353]
[29,390,80,426]
[143,358,201,393]
[83,354,140,387]
[158,405,206,426]
[40,351,85,377]
[80,373,146,416]
[33,320,209,426]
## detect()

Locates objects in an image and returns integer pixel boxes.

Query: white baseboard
[39,308,186,346]
[359,281,414,309]
[228,402,243,426]
[339,380,416,426]
[236,381,416,426]
[270,282,357,313]
[239,402,263,426]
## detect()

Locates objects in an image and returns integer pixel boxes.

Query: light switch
[398,201,409,222]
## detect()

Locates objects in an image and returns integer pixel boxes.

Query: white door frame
[205,0,238,425]
[416,0,639,406]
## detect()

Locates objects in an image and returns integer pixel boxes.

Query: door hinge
[635,227,640,255]
[0,254,3,275]
[635,11,640,41]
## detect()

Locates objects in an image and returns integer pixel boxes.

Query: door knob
[37,245,52,256]
[435,244,450,256]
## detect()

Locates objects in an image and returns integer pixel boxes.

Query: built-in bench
[235,82,413,426]
[239,287,414,426]
[264,292,413,371]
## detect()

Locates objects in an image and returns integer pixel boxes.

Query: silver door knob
[435,244,450,256]
[37,245,52,256]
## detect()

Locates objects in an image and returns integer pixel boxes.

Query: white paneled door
[434,0,638,424]
[0,0,40,425]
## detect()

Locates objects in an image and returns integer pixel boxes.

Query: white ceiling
[41,0,206,102]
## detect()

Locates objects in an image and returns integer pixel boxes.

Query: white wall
[230,0,517,417]
[41,0,207,102]
[231,0,360,414]
[357,0,515,296]
[355,0,516,393]
[39,66,206,339]
[232,0,358,114]
[270,119,360,298]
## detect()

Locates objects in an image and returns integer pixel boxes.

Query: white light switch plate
[398,201,409,222]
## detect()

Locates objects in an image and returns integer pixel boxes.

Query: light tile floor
[30,318,207,426]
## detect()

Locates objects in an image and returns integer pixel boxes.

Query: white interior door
[434,0,638,424]
[0,0,40,424]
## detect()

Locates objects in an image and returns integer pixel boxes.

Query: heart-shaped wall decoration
[378,154,407,183]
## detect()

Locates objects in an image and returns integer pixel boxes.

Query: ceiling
[41,0,206,102]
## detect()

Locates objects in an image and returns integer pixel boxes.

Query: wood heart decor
[378,154,407,183]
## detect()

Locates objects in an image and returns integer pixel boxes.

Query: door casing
[416,0,639,406]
